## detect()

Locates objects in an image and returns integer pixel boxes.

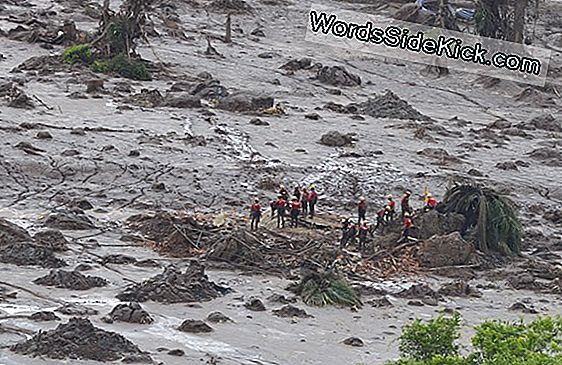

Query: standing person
[290,196,301,227]
[293,184,301,201]
[358,220,370,251]
[301,187,309,216]
[386,194,396,221]
[279,185,289,201]
[400,190,412,218]
[357,196,367,223]
[308,185,318,218]
[276,195,287,228]
[340,218,351,247]
[398,212,414,243]
[269,198,277,218]
[249,198,262,231]
[374,206,389,234]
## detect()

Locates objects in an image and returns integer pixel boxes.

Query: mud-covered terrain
[0,0,561,364]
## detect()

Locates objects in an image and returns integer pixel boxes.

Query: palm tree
[288,270,362,307]
[440,183,522,255]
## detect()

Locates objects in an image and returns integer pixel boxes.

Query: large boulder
[0,218,32,245]
[417,232,474,268]
[415,210,465,239]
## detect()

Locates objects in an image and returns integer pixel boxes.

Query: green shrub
[289,271,361,307]
[398,313,462,361]
[62,44,94,65]
[91,54,151,81]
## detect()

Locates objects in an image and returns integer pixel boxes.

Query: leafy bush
[92,54,151,81]
[398,313,461,361]
[62,44,94,65]
[385,315,562,365]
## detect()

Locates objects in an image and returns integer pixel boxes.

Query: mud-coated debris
[343,337,364,347]
[72,199,94,211]
[70,128,86,136]
[544,209,562,225]
[422,297,439,306]
[61,149,81,156]
[178,320,213,333]
[508,273,536,290]
[280,58,313,71]
[467,168,484,177]
[152,182,166,191]
[509,302,538,314]
[56,303,98,316]
[15,141,45,155]
[102,303,154,324]
[129,150,140,157]
[8,92,35,109]
[75,263,93,271]
[35,131,53,139]
[523,113,561,132]
[207,311,233,323]
[267,293,297,304]
[33,230,69,251]
[44,211,95,230]
[0,218,32,245]
[216,92,274,113]
[249,118,270,126]
[417,147,462,164]
[85,79,104,94]
[527,147,562,167]
[124,89,164,108]
[350,90,432,121]
[33,270,108,290]
[0,242,66,268]
[496,161,519,170]
[396,284,440,300]
[319,131,357,147]
[408,300,425,306]
[316,66,361,87]
[102,254,137,265]
[368,296,393,307]
[168,349,185,356]
[244,298,266,311]
[273,305,312,318]
[116,262,231,303]
[415,211,465,239]
[417,232,474,268]
[208,0,253,13]
[438,280,482,298]
[121,354,153,363]
[30,311,60,322]
[163,94,201,108]
[250,27,265,37]
[134,259,160,268]
[11,318,147,362]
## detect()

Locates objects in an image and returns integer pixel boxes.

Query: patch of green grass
[91,54,151,81]
[62,44,94,65]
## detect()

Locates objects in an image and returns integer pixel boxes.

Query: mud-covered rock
[415,211,466,239]
[527,147,562,167]
[350,91,432,121]
[207,311,233,323]
[417,232,474,268]
[319,131,357,147]
[280,58,314,71]
[272,305,312,318]
[438,280,482,298]
[33,230,69,251]
[316,66,361,87]
[44,211,95,230]
[102,303,153,324]
[396,283,440,300]
[544,209,562,225]
[178,319,213,333]
[417,147,462,164]
[343,337,364,347]
[116,262,230,303]
[244,298,266,311]
[30,311,60,322]
[267,293,297,304]
[0,218,32,245]
[56,303,98,316]
[124,89,164,108]
[0,242,66,268]
[163,94,201,108]
[101,254,137,265]
[216,92,274,113]
[523,114,561,132]
[508,272,537,290]
[11,318,147,362]
[367,296,394,307]
[33,270,107,290]
[509,302,538,314]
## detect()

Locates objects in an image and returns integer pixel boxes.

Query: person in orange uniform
[424,194,438,211]
[358,220,370,251]
[290,196,301,227]
[400,190,412,218]
[386,194,396,221]
[308,185,318,218]
[276,195,287,228]
[398,212,414,243]
[250,198,262,231]
[357,196,367,223]
[301,187,309,216]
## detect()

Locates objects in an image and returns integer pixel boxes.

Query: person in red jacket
[301,187,309,216]
[424,194,438,211]
[358,220,370,251]
[357,196,367,223]
[290,196,301,227]
[308,185,318,218]
[276,195,287,228]
[249,198,262,231]
[398,212,414,243]
[373,206,389,234]
[401,190,412,218]
[386,194,396,221]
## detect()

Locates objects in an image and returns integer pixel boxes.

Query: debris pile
[44,211,95,230]
[0,242,66,268]
[33,230,69,251]
[316,66,361,87]
[349,91,433,121]
[417,232,474,268]
[273,305,313,318]
[116,262,230,303]
[33,270,108,290]
[102,303,154,324]
[11,318,148,362]
[0,217,32,245]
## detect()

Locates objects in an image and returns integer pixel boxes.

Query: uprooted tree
[438,183,523,255]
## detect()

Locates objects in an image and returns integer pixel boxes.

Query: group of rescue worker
[248,184,439,251]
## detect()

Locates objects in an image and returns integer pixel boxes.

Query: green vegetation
[62,44,94,65]
[289,270,361,307]
[384,314,562,365]
[92,54,151,81]
[440,184,522,255]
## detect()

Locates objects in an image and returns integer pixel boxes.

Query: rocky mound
[521,113,562,132]
[527,147,562,167]
[415,210,466,239]
[0,218,32,245]
[33,229,69,251]
[417,232,474,268]
[350,91,433,121]
[272,305,312,318]
[33,270,107,290]
[319,131,357,147]
[11,318,148,362]
[116,262,231,303]
[316,66,361,87]
[44,211,95,230]
[102,303,154,324]
[216,92,274,113]
[178,319,213,333]
[0,242,66,268]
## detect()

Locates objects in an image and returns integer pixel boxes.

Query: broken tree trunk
[512,0,527,43]
[225,13,232,43]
